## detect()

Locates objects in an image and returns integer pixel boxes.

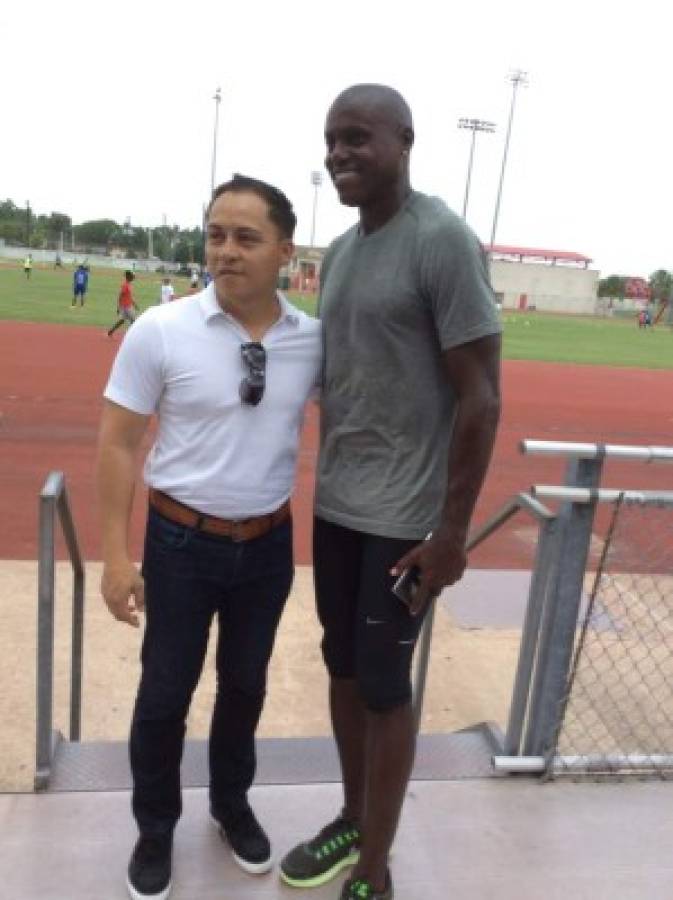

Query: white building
[489,245,599,315]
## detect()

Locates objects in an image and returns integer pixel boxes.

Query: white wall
[491,259,599,314]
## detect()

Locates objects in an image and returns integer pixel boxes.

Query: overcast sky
[1,1,670,277]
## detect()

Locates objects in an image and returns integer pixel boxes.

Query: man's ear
[280,240,295,267]
[401,126,414,151]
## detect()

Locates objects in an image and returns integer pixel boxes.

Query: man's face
[324,101,408,209]
[206,191,293,305]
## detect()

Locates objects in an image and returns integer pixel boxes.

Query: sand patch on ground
[0,562,522,792]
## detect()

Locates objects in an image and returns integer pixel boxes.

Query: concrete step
[45,725,503,792]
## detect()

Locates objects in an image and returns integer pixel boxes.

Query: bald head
[328,84,414,146]
[324,84,415,229]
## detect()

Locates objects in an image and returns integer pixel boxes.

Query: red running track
[1,321,672,566]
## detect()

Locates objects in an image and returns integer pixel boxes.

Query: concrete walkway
[2,779,672,899]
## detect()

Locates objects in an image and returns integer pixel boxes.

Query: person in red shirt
[107,271,140,337]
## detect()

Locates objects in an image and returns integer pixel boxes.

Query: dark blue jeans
[130,506,294,836]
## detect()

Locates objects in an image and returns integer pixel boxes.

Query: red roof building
[486,245,592,268]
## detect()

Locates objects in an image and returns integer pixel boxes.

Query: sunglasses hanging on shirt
[239,342,266,406]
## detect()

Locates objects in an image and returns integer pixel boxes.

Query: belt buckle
[230,520,246,543]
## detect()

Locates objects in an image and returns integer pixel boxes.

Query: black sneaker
[340,870,393,899]
[280,812,360,888]
[126,834,172,900]
[211,805,272,875]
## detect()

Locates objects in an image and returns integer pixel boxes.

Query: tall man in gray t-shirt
[281,85,502,900]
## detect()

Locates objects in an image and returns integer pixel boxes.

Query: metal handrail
[522,439,673,463]
[533,485,673,505]
[465,491,554,546]
[493,753,673,774]
[36,472,85,791]
[412,492,554,730]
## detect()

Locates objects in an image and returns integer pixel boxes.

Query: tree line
[0,199,204,265]
[598,270,672,302]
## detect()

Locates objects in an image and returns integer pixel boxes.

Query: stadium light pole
[489,69,529,253]
[210,87,222,196]
[203,87,222,269]
[309,170,323,247]
[457,118,495,220]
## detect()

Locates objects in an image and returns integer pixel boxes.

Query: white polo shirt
[104,284,322,518]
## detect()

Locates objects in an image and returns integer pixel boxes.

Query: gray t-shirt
[315,190,501,540]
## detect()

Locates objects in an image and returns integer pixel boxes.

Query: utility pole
[26,201,31,247]
[309,171,322,247]
[457,118,495,219]
[489,69,529,252]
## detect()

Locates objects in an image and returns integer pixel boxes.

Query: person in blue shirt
[72,264,89,308]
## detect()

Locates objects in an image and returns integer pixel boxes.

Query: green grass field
[0,263,670,368]
[0,263,317,327]
[501,311,672,368]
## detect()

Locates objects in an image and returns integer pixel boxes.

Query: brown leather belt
[148,488,291,542]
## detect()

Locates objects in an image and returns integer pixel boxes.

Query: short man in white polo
[97,175,321,900]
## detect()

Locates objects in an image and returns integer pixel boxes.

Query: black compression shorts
[313,516,429,712]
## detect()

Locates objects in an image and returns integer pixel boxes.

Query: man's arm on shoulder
[393,332,501,613]
[96,400,151,627]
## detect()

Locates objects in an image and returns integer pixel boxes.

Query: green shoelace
[314,829,359,860]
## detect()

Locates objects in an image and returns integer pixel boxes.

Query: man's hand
[391,529,467,617]
[101,559,145,628]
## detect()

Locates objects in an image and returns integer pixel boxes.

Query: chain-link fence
[549,496,673,778]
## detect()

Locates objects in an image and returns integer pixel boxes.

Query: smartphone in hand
[391,565,422,608]
[391,531,432,608]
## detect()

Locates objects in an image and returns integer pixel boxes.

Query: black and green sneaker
[280,812,361,888]
[340,870,393,899]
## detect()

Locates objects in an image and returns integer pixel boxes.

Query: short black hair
[124,270,135,281]
[208,174,296,239]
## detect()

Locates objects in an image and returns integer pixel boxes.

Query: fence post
[523,456,604,756]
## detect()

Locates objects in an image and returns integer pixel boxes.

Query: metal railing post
[69,565,85,742]
[504,515,559,754]
[34,472,85,790]
[36,482,58,790]
[522,456,604,756]
[57,486,85,741]
[412,598,437,731]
